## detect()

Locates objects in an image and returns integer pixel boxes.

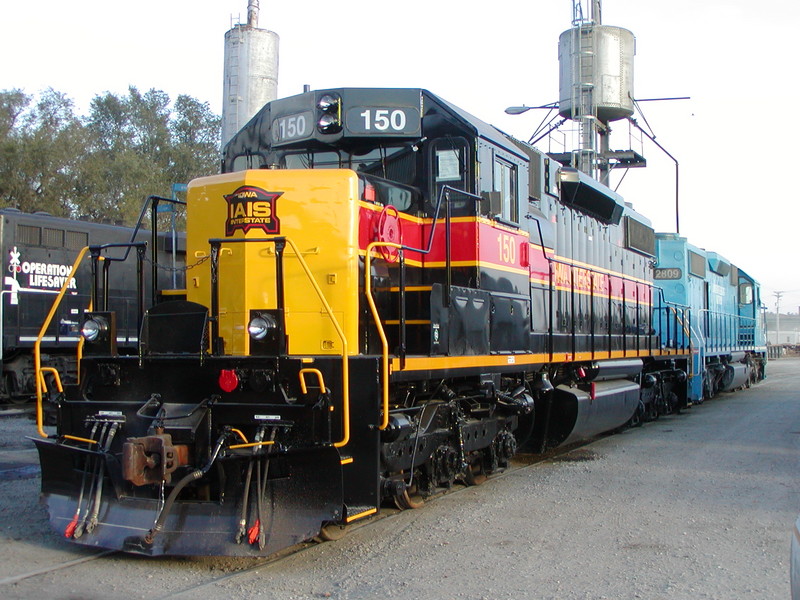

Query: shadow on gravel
[550,449,601,463]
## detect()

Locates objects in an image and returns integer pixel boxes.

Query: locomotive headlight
[317,94,339,111]
[316,92,342,134]
[80,316,107,342]
[317,113,340,133]
[248,313,278,340]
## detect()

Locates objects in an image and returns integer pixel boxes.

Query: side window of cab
[427,137,470,215]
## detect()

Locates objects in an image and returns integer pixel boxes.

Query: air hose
[143,433,228,545]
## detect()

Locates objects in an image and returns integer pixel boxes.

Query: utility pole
[774,291,783,344]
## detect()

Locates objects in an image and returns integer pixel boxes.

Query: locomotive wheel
[3,373,27,404]
[316,523,347,542]
[393,482,424,510]
[703,373,715,400]
[463,456,487,486]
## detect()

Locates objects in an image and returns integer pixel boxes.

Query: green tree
[0,86,221,225]
[0,89,32,207]
[0,88,86,215]
[170,94,222,184]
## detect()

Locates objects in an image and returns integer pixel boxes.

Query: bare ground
[1,358,798,599]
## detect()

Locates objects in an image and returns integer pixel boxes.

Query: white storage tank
[221,1,279,147]
[558,24,635,123]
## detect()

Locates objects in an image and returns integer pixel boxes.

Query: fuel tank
[543,379,640,447]
[719,363,750,392]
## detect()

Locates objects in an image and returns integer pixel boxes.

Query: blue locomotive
[653,233,766,402]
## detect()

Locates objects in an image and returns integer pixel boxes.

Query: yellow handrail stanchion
[364,241,402,432]
[37,367,64,395]
[282,238,351,448]
[34,246,89,439]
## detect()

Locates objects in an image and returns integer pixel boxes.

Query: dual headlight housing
[316,93,342,134]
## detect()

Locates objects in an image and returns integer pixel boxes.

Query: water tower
[221,1,279,147]
[555,0,645,184]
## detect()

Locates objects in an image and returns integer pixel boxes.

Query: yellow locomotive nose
[185,169,361,357]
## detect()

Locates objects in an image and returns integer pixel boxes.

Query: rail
[121,194,186,306]
[652,288,691,352]
[364,242,402,431]
[207,236,351,448]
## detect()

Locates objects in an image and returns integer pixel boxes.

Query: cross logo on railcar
[224,186,282,237]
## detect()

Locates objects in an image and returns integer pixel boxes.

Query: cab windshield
[283,145,417,187]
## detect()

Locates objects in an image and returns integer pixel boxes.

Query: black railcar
[1,208,184,402]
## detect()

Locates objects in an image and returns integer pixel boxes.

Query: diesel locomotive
[32,87,765,556]
[1,207,184,403]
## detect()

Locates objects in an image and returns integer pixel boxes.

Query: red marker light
[219,369,239,393]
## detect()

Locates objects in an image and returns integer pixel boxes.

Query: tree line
[0,87,221,226]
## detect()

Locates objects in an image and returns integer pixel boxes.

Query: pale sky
[2,0,799,313]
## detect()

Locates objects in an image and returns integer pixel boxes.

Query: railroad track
[0,550,116,586]
[0,439,601,595]
[0,405,34,418]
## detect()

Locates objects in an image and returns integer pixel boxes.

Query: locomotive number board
[653,267,683,280]
[345,106,421,136]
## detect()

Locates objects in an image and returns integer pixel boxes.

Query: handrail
[360,186,481,428]
[299,368,326,395]
[365,241,403,431]
[37,367,63,395]
[34,246,90,438]
[530,216,693,356]
[697,308,757,353]
[208,236,351,448]
[665,305,691,343]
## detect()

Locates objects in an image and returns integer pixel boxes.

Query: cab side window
[428,138,470,214]
[493,157,518,223]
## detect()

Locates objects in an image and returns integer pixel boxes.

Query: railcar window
[43,228,64,248]
[353,146,416,185]
[17,224,41,246]
[66,230,89,250]
[284,151,341,169]
[428,138,470,216]
[359,174,419,212]
[231,155,249,171]
[739,283,753,305]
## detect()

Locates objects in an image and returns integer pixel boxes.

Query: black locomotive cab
[223,88,535,223]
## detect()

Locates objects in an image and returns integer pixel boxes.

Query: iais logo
[224,186,282,237]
